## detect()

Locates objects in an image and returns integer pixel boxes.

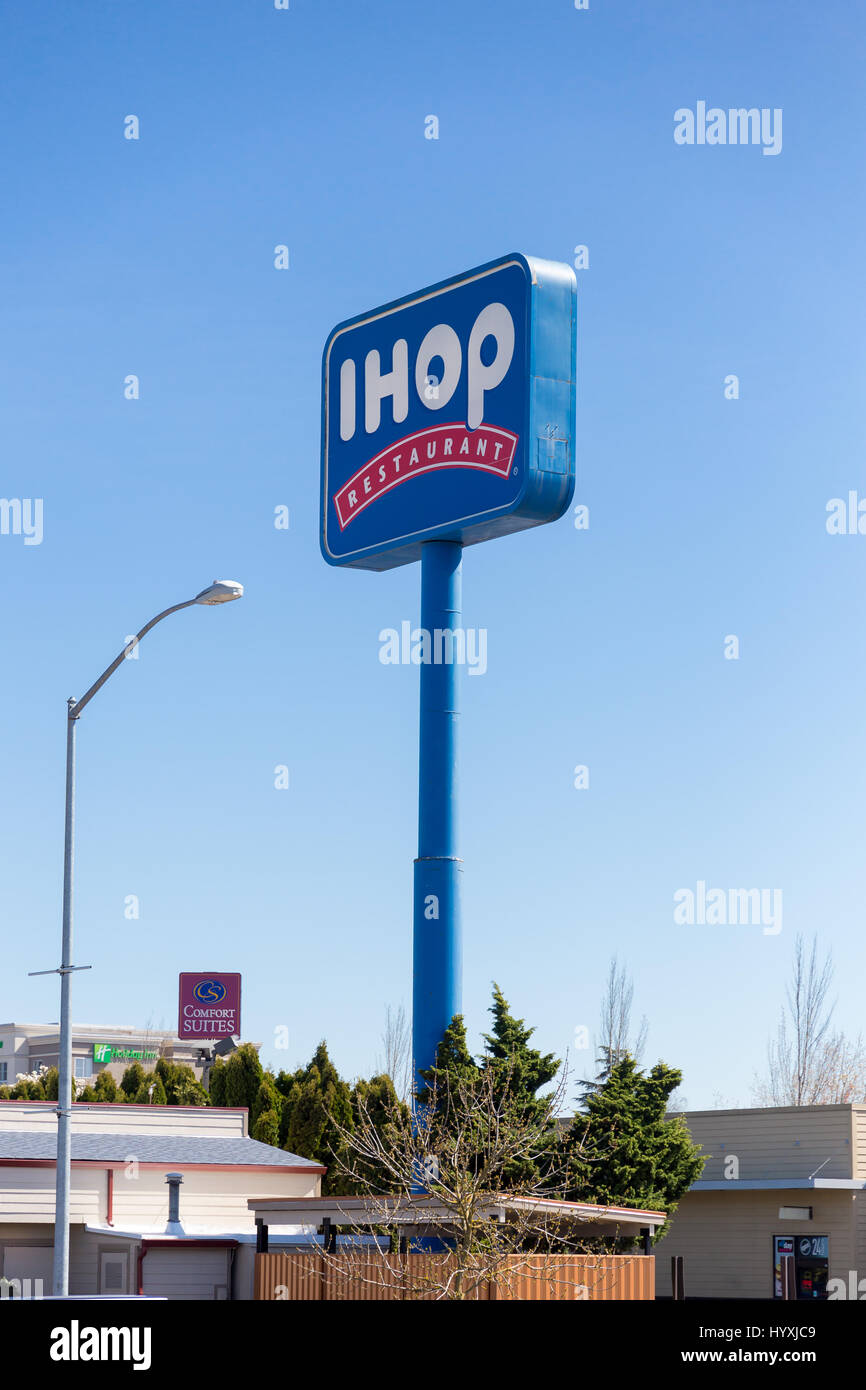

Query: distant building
[0,1099,323,1299]
[656,1103,866,1300]
[0,1022,211,1088]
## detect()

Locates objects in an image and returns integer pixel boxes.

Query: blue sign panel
[321,252,577,570]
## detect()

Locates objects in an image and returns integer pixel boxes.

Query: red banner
[333,423,519,530]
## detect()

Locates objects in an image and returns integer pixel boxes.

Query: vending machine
[773,1234,829,1299]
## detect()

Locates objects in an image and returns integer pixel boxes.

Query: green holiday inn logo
[92,1044,157,1064]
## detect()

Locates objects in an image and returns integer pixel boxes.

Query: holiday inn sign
[92,1044,158,1064]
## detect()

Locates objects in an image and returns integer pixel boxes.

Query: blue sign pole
[412,540,463,1086]
[320,251,577,1094]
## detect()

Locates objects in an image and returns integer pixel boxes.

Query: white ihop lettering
[364,339,409,434]
[339,359,356,441]
[339,302,515,440]
[414,322,461,412]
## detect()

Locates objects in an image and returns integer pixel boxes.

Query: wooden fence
[254,1251,654,1301]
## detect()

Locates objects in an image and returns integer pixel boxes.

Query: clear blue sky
[1,0,864,1109]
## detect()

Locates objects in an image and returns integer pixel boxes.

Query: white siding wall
[113,1167,319,1231]
[655,1189,855,1298]
[0,1164,317,1233]
[0,1102,248,1139]
[683,1106,855,1181]
[0,1167,105,1223]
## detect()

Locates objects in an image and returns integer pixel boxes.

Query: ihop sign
[321,253,577,570]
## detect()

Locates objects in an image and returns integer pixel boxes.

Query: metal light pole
[412,541,463,1087]
[31,580,243,1297]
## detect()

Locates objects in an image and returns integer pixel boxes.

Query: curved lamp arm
[69,599,197,720]
[69,580,243,720]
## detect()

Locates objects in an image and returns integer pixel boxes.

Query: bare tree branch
[754,935,866,1105]
[316,1058,620,1300]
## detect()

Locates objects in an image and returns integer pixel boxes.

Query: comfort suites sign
[177,973,241,1040]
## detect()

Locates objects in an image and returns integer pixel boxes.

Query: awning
[247,1193,667,1237]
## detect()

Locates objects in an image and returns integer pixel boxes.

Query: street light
[32,581,243,1297]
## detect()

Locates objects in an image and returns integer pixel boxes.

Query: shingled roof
[0,1131,324,1170]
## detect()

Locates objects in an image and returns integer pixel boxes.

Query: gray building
[0,1022,211,1089]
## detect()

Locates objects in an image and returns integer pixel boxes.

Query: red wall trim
[136,1238,238,1295]
[0,1100,250,1114]
[141,1239,239,1248]
[0,1158,326,1174]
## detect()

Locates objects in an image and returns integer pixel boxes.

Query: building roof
[0,1130,324,1172]
[691,1178,866,1192]
[248,1193,667,1234]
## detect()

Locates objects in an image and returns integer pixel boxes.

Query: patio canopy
[247,1193,666,1239]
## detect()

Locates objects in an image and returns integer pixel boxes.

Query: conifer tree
[134,1072,167,1104]
[565,1056,705,1237]
[252,1108,280,1146]
[250,1073,283,1139]
[349,1073,409,1193]
[479,985,561,1184]
[223,1043,264,1113]
[481,984,560,1118]
[93,1070,117,1102]
[154,1058,209,1107]
[119,1062,145,1101]
[416,1014,479,1108]
[281,1042,355,1194]
[208,1055,227,1106]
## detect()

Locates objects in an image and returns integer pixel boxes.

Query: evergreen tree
[208,1056,227,1106]
[133,1072,167,1105]
[416,1015,479,1108]
[351,1073,405,1132]
[565,1056,705,1238]
[39,1067,74,1104]
[250,1074,283,1140]
[282,1042,355,1195]
[481,984,560,1118]
[120,1063,145,1101]
[154,1058,209,1107]
[93,1070,117,1102]
[252,1108,280,1146]
[170,1072,210,1107]
[276,1068,303,1147]
[274,1067,302,1101]
[42,1067,60,1101]
[578,1045,620,1103]
[479,985,561,1185]
[11,1079,46,1100]
[223,1044,264,1113]
[349,1073,409,1194]
[417,993,561,1187]
[77,1085,98,1103]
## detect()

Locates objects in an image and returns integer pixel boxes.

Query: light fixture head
[195,580,244,605]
